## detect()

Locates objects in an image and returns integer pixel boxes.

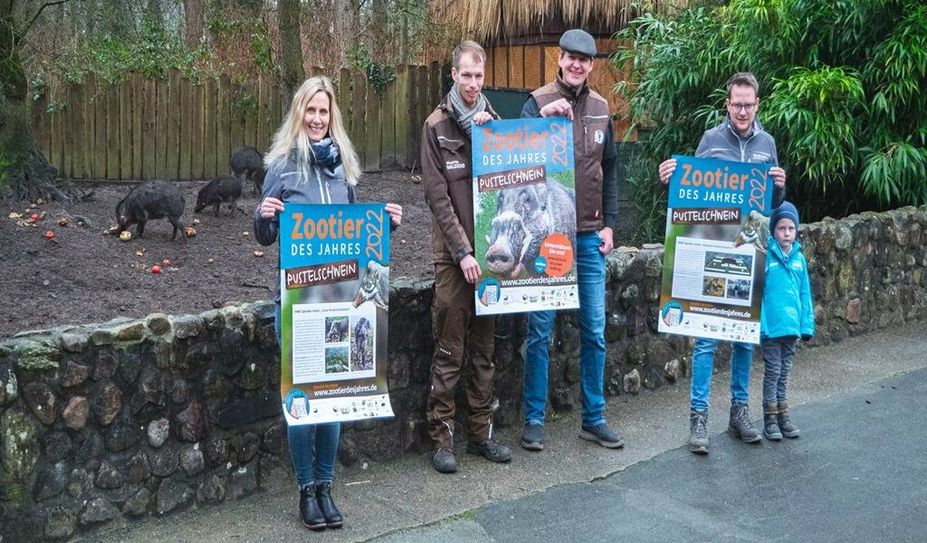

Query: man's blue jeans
[276,304,341,487]
[524,232,606,428]
[690,338,753,412]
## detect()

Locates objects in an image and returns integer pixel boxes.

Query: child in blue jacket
[760,201,814,440]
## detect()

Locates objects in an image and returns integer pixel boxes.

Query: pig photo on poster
[472,118,580,316]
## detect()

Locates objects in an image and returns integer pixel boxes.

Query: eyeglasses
[729,102,756,113]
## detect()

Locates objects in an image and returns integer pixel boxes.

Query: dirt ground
[0,170,432,340]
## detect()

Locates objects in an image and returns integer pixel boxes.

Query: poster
[471,117,580,315]
[658,155,774,344]
[279,203,393,425]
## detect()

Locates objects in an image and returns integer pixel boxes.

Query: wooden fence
[30,64,444,181]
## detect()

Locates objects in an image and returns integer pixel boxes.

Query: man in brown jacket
[421,40,513,474]
[521,29,623,452]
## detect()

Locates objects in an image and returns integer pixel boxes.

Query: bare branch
[22,0,68,36]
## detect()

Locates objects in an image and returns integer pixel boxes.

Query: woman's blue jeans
[523,232,607,428]
[690,338,753,412]
[276,304,341,487]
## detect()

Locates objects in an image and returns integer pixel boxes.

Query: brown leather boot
[777,401,801,438]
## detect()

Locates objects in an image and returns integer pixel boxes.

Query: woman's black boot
[316,481,344,528]
[299,484,326,530]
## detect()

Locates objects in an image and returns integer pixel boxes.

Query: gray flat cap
[559,29,596,58]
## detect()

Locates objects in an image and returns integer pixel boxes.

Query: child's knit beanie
[770,201,799,230]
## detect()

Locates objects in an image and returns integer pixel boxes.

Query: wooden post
[105,84,120,180]
[69,83,86,179]
[155,76,169,178]
[217,74,231,172]
[166,70,182,179]
[85,74,99,180]
[93,79,107,179]
[179,77,192,180]
[204,77,218,179]
[191,81,204,179]
[141,78,157,180]
[337,68,352,134]
[381,75,397,169]
[244,79,257,149]
[119,79,132,180]
[131,73,143,179]
[364,76,381,172]
[351,71,366,168]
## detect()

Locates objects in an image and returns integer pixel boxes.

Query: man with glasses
[657,72,786,455]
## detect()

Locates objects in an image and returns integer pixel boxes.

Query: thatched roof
[434,0,685,42]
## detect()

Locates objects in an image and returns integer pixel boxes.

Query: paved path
[88,322,927,543]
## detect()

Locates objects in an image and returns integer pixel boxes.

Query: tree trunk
[371,0,388,63]
[0,1,68,201]
[278,0,304,98]
[183,0,204,49]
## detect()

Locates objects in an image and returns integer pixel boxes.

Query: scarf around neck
[449,87,487,137]
[290,137,341,170]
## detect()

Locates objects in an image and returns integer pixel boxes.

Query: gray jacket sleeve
[602,122,619,231]
[253,162,283,246]
[521,96,541,119]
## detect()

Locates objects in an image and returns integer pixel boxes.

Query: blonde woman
[254,75,401,530]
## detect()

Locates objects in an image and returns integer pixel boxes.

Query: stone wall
[1,206,925,541]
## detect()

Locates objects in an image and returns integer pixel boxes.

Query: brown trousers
[426,262,496,448]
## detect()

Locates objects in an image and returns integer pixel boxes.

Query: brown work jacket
[421,94,499,264]
[529,77,612,233]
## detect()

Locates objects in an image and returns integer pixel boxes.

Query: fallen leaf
[186,226,197,237]
[253,250,265,258]
[58,217,69,226]
[8,212,21,219]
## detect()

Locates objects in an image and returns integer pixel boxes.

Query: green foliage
[614,0,927,241]
[348,44,397,94]
[46,12,275,87]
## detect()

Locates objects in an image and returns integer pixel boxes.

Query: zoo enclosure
[31,64,444,181]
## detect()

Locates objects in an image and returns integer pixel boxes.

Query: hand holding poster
[658,155,774,344]
[279,203,393,425]
[471,118,579,315]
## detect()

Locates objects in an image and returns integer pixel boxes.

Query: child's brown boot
[777,401,801,438]
[763,402,782,440]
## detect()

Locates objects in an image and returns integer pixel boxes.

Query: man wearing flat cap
[519,28,622,452]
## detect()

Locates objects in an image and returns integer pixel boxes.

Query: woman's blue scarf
[290,137,340,170]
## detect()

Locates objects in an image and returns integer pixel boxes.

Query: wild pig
[230,146,266,195]
[326,318,348,342]
[195,175,242,217]
[353,261,389,311]
[485,180,575,278]
[352,317,372,370]
[115,181,186,240]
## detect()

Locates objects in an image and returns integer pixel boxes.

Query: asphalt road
[377,367,927,542]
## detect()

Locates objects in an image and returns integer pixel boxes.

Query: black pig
[115,182,186,240]
[326,319,348,342]
[195,175,242,217]
[230,146,266,195]
[485,180,575,278]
